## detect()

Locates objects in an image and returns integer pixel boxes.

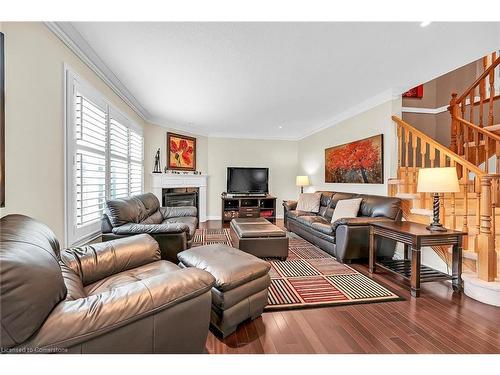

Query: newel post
[449,93,459,154]
[477,176,497,281]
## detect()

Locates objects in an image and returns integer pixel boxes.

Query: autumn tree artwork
[325,135,383,184]
[167,132,196,171]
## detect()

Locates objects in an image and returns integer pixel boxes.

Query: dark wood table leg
[410,246,421,297]
[452,243,463,292]
[369,226,377,274]
[403,244,410,261]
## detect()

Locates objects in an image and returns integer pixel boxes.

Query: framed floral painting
[325,134,383,184]
[167,132,196,171]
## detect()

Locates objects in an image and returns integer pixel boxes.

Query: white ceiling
[65,22,500,140]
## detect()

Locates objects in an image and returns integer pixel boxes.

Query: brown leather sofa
[283,191,402,263]
[101,192,198,263]
[0,214,215,354]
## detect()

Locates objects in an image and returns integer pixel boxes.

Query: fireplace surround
[150,173,208,222]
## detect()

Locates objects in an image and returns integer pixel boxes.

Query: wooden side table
[369,221,463,297]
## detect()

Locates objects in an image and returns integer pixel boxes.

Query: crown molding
[297,89,400,140]
[147,117,210,137]
[45,22,150,121]
[206,132,299,141]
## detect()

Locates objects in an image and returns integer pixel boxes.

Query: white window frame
[64,66,144,246]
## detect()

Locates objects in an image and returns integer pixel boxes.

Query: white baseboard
[206,215,222,221]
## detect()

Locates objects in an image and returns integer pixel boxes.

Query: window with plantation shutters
[75,93,107,228]
[65,69,143,246]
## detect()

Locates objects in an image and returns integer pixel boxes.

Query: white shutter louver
[130,130,144,196]
[110,119,130,199]
[75,94,107,227]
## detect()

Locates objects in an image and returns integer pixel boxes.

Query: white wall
[206,138,298,218]
[0,22,146,240]
[297,99,401,195]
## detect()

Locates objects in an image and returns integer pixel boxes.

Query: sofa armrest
[112,222,190,236]
[283,200,298,212]
[21,267,215,350]
[331,217,391,231]
[334,218,397,263]
[60,234,160,286]
[160,206,197,219]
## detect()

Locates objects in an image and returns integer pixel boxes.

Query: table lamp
[296,176,310,193]
[417,167,460,232]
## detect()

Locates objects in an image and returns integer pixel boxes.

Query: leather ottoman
[178,244,271,338]
[230,217,289,260]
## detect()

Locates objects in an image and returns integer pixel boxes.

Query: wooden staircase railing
[450,52,500,171]
[392,115,498,281]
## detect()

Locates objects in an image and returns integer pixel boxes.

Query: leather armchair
[1,214,215,354]
[101,193,198,262]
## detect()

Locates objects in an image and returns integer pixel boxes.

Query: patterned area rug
[192,228,402,310]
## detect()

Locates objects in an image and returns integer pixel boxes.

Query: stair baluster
[488,52,496,127]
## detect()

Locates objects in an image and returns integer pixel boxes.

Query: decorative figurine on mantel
[153,148,162,173]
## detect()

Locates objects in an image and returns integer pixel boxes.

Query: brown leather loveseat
[101,192,198,263]
[283,191,402,263]
[0,214,215,354]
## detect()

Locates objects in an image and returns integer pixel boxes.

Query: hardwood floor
[200,220,500,354]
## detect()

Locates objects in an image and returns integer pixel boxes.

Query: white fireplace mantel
[150,173,208,222]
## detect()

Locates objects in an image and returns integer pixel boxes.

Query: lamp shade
[417,167,460,193]
[296,175,310,187]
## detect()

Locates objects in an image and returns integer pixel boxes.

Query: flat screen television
[227,167,269,194]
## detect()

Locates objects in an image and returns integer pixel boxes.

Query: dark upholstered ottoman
[177,244,271,338]
[230,217,289,260]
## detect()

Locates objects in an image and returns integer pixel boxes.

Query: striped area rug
[192,228,401,310]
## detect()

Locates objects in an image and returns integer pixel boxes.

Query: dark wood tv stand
[221,193,277,223]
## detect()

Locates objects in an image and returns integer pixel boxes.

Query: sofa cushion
[106,196,147,227]
[160,206,198,219]
[358,194,402,219]
[296,192,322,213]
[141,211,163,225]
[162,217,197,239]
[112,222,190,236]
[331,198,363,223]
[60,234,161,286]
[84,261,180,296]
[296,215,330,227]
[331,192,356,209]
[286,210,314,220]
[311,221,335,235]
[0,215,67,349]
[290,219,335,243]
[319,192,335,208]
[136,193,161,217]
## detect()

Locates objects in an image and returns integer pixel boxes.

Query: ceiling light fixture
[278,126,283,129]
[420,21,432,28]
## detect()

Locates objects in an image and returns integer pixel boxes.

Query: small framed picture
[167,132,196,171]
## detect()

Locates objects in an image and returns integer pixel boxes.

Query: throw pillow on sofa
[296,192,322,213]
[330,198,363,223]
